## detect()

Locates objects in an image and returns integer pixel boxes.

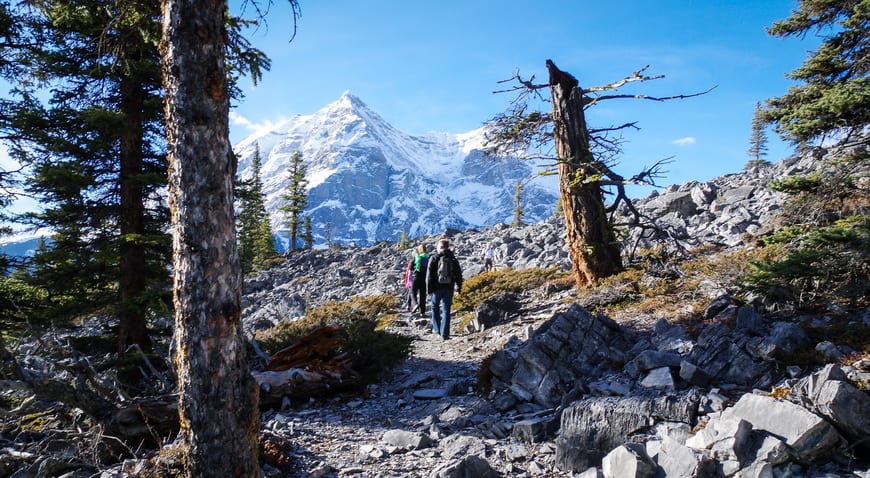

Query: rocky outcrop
[619,153,820,250]
[481,299,869,475]
[555,391,701,471]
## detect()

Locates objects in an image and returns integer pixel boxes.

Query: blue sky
[228,0,818,193]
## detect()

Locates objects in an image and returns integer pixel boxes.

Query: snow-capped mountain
[233,91,559,248]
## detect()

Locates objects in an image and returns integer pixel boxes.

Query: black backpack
[437,254,453,284]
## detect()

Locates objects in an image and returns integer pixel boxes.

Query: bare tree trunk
[547,60,622,288]
[161,0,259,476]
[118,71,150,352]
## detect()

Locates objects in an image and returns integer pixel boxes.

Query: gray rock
[793,364,870,455]
[381,429,433,450]
[708,417,754,464]
[767,322,810,355]
[640,367,675,390]
[490,304,636,408]
[657,436,715,478]
[414,388,449,400]
[439,434,486,461]
[814,340,844,360]
[474,292,521,329]
[680,360,713,387]
[601,443,655,478]
[723,393,840,461]
[735,462,774,478]
[555,392,700,472]
[577,468,603,478]
[626,350,682,377]
[736,306,764,334]
[512,415,559,443]
[704,295,736,320]
[430,455,499,478]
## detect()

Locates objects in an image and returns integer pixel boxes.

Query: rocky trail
[260,297,576,478]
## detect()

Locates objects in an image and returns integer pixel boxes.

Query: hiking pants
[430,289,453,340]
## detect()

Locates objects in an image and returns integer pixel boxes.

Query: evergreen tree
[324,221,334,250]
[745,102,770,169]
[301,215,313,249]
[1,0,170,349]
[0,1,270,350]
[762,0,869,146]
[760,0,868,221]
[397,230,410,249]
[512,181,524,227]
[280,151,308,252]
[255,219,277,263]
[237,142,275,273]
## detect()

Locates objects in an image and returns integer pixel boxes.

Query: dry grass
[585,245,783,328]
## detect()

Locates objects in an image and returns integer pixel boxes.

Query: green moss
[0,393,25,410]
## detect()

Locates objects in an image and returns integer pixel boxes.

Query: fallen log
[253,326,361,408]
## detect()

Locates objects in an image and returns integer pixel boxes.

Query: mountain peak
[233,94,559,247]
[332,90,367,111]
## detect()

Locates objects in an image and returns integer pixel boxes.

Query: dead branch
[585,65,664,93]
[125,343,173,394]
[588,122,640,135]
[493,69,549,94]
[587,85,718,106]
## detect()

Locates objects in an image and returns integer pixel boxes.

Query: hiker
[411,244,429,317]
[482,242,495,272]
[402,259,416,311]
[426,237,463,340]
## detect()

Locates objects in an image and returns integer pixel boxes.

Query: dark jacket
[426,249,463,294]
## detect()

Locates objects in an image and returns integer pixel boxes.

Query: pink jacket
[403,261,413,288]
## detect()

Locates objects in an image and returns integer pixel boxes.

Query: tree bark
[160,0,259,476]
[547,60,622,288]
[117,70,150,352]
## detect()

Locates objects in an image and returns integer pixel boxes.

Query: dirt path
[262,311,502,477]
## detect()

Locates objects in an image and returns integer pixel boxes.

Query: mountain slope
[233,91,559,248]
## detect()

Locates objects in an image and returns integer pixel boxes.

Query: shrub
[254,294,412,382]
[739,216,869,309]
[453,267,569,330]
[453,267,568,312]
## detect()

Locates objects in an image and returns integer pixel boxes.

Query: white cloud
[673,137,696,146]
[230,112,289,137]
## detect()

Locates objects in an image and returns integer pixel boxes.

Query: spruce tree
[237,142,275,273]
[0,0,272,350]
[397,230,410,249]
[512,181,524,227]
[760,0,868,220]
[301,215,313,249]
[745,102,770,169]
[324,221,334,249]
[280,151,308,252]
[2,0,169,349]
[762,0,869,145]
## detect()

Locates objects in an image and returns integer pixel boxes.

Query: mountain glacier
[233,91,559,248]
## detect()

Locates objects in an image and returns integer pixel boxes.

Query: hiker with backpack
[426,237,463,340]
[411,244,429,317]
